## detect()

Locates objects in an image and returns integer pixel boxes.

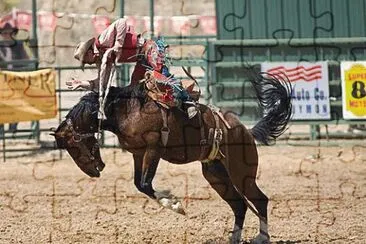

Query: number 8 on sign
[351,81,366,99]
[341,62,366,119]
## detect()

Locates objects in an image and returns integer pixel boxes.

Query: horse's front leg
[133,150,186,215]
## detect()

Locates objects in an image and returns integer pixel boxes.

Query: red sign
[143,16,163,35]
[38,12,57,32]
[0,14,15,29]
[92,15,111,35]
[199,16,216,35]
[16,11,32,30]
[171,16,190,35]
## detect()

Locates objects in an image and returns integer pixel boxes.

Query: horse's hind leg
[222,126,270,243]
[241,177,269,244]
[201,159,247,244]
[224,159,270,243]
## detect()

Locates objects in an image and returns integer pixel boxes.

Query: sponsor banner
[341,62,366,119]
[171,16,190,35]
[143,16,163,35]
[38,12,57,32]
[198,16,216,35]
[0,15,15,29]
[1,10,218,35]
[92,15,111,35]
[0,69,57,123]
[261,62,330,120]
[16,11,32,31]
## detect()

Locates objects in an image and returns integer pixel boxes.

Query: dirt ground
[0,141,365,244]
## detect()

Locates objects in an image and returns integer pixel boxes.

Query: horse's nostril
[98,162,105,171]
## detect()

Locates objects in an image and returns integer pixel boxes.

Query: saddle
[142,70,200,109]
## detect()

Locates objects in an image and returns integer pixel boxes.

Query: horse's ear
[49,127,56,136]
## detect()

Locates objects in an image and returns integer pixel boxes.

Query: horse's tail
[249,71,293,145]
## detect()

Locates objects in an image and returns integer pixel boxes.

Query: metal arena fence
[1,38,366,161]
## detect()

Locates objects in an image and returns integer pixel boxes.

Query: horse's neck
[111,97,141,118]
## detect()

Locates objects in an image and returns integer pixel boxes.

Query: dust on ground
[0,143,365,243]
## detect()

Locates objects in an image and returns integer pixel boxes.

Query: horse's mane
[107,82,147,105]
[65,83,147,127]
[65,92,99,128]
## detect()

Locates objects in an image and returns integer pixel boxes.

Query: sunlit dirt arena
[0,143,365,243]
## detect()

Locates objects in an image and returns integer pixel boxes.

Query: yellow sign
[0,69,57,123]
[342,63,366,119]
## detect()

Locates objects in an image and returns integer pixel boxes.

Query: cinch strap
[160,108,170,146]
[201,104,231,163]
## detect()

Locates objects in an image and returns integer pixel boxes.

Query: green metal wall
[215,0,366,40]
[211,0,366,125]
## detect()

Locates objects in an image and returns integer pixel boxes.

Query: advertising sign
[0,69,57,123]
[262,62,330,120]
[341,62,366,119]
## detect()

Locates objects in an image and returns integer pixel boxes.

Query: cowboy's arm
[66,77,99,91]
[66,62,101,91]
[89,48,115,92]
[99,49,113,90]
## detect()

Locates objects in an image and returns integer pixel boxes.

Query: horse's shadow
[203,239,303,244]
[270,241,303,244]
[202,238,228,244]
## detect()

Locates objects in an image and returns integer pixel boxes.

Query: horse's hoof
[171,201,186,215]
[251,233,270,244]
[158,197,186,215]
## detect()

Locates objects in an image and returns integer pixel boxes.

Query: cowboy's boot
[187,106,198,119]
[184,101,198,119]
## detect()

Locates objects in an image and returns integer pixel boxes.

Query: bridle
[65,118,99,161]
[66,118,95,142]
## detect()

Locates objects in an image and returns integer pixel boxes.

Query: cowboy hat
[73,37,95,66]
[0,22,18,35]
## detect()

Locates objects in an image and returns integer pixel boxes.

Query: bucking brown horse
[52,72,292,244]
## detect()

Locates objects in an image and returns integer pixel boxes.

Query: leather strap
[160,108,170,146]
[198,109,209,160]
[201,105,227,163]
[208,104,231,129]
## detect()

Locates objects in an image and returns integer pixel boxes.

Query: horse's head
[52,118,105,177]
[52,93,105,177]
[54,118,105,177]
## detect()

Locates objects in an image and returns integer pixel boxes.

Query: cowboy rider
[68,18,198,119]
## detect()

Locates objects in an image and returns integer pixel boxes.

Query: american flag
[267,65,322,82]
